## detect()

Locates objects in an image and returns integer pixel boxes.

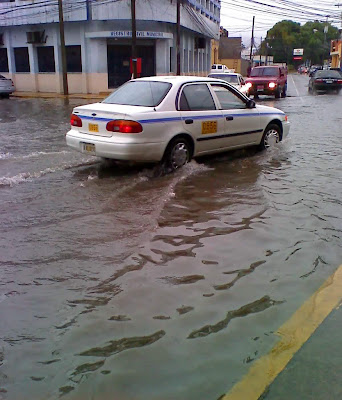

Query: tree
[260,20,339,66]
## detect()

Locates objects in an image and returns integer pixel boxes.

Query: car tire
[164,137,191,171]
[275,89,281,99]
[259,124,281,150]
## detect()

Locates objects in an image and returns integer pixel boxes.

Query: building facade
[330,39,341,69]
[0,0,220,94]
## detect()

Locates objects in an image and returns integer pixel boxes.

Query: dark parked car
[308,70,342,94]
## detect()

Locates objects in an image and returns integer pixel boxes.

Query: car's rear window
[314,70,341,78]
[250,67,280,77]
[103,81,172,107]
[208,74,239,84]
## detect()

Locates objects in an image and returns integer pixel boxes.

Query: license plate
[257,85,264,91]
[89,123,99,132]
[325,80,333,83]
[83,143,95,153]
[202,120,217,134]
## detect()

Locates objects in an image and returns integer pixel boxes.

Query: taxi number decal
[202,121,217,134]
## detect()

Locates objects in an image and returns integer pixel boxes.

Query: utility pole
[249,16,255,64]
[58,0,68,95]
[131,0,137,79]
[260,36,262,65]
[176,0,181,75]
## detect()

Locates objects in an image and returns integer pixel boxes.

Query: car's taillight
[268,82,277,88]
[337,79,342,84]
[315,79,323,82]
[71,114,82,127]
[106,120,143,133]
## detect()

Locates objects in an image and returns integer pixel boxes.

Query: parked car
[308,69,342,94]
[210,64,234,74]
[245,66,287,98]
[66,76,290,170]
[0,74,15,98]
[208,72,249,95]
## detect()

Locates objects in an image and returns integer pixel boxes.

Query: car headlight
[246,82,252,89]
[268,82,276,88]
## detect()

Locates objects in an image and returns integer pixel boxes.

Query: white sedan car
[66,76,290,170]
[208,72,249,95]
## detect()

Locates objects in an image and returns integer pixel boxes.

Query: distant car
[308,69,342,94]
[0,74,15,98]
[245,66,287,98]
[308,65,322,77]
[208,72,249,95]
[66,76,290,170]
[210,64,234,74]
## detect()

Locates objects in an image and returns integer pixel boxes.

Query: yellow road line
[222,264,342,400]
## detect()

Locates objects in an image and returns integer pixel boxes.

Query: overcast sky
[219,0,342,47]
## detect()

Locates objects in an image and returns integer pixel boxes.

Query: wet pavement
[0,74,342,400]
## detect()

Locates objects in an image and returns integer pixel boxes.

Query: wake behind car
[66,76,290,170]
[245,66,287,99]
[0,74,15,98]
[308,69,342,94]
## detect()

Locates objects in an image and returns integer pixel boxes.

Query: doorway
[107,44,156,88]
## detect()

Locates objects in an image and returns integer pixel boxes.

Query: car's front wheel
[259,124,281,150]
[164,137,191,171]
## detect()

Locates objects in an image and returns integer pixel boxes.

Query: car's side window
[210,84,246,110]
[180,84,216,111]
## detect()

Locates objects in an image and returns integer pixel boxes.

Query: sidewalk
[261,305,342,399]
[10,91,111,100]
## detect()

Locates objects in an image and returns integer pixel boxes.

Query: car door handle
[185,119,193,124]
[226,116,234,121]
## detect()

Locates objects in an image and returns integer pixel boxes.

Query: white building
[0,0,220,94]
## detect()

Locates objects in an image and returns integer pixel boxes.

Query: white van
[210,64,234,73]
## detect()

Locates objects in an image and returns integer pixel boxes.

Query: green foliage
[260,20,339,65]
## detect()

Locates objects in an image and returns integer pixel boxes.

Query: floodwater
[0,74,341,400]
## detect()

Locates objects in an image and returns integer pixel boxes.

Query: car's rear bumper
[66,130,166,162]
[313,84,341,91]
[0,87,15,94]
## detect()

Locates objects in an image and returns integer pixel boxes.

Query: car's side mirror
[247,99,255,109]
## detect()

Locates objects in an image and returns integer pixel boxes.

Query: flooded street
[1,74,342,400]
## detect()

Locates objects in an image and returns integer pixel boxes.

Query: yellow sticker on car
[202,121,217,134]
[89,123,99,133]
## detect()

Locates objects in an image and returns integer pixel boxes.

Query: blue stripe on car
[77,112,284,124]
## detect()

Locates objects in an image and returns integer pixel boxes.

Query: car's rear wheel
[164,137,191,171]
[259,124,281,150]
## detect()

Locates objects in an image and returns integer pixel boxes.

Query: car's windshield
[208,74,239,84]
[314,70,341,78]
[103,81,172,107]
[250,67,280,77]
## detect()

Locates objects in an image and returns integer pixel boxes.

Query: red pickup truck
[245,66,287,98]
